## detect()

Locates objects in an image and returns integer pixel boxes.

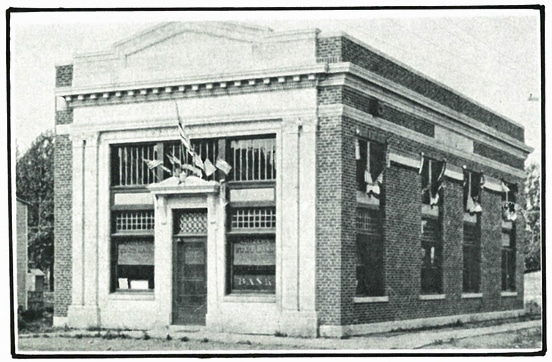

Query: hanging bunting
[204,158,217,177]
[355,139,361,160]
[429,159,447,207]
[418,152,425,175]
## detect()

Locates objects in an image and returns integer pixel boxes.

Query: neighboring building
[16,198,29,311]
[53,22,532,337]
[26,268,45,310]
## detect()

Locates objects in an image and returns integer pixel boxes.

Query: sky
[9,8,542,164]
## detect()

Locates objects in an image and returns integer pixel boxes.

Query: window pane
[421,217,442,294]
[229,137,276,181]
[112,238,154,291]
[356,140,385,192]
[111,144,157,186]
[356,207,384,296]
[230,237,275,293]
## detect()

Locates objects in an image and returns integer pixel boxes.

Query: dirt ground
[420,327,542,349]
[17,326,542,353]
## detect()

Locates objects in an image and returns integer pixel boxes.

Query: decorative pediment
[71,22,319,88]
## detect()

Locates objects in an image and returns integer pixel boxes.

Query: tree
[16,131,54,287]
[524,163,541,272]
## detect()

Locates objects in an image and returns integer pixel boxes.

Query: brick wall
[316,115,345,326]
[474,142,525,170]
[55,65,73,88]
[316,36,525,142]
[315,104,526,326]
[55,109,73,125]
[53,135,72,318]
[342,87,435,137]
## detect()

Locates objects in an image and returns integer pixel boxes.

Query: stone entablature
[55,64,326,106]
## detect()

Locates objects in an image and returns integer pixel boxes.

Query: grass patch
[180,336,189,342]
[274,331,288,337]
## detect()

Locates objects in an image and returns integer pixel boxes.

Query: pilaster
[280,118,300,312]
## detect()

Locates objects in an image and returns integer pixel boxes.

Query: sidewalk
[20,319,540,351]
[155,319,541,350]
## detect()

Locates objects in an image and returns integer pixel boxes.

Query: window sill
[109,291,155,301]
[354,296,389,303]
[419,294,446,300]
[223,294,276,303]
[461,293,483,299]
[501,291,518,297]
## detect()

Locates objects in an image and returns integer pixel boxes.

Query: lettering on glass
[233,239,275,266]
[233,275,275,291]
[118,240,154,265]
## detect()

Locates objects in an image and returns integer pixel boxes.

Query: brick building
[53,22,532,337]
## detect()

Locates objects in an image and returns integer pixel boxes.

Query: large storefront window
[110,210,155,292]
[228,235,276,293]
[226,134,276,295]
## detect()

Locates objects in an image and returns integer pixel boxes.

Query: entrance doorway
[172,209,208,325]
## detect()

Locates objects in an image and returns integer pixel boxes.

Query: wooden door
[173,237,207,325]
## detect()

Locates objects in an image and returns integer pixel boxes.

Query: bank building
[53,22,532,337]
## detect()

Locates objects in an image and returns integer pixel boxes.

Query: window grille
[231,208,276,230]
[112,144,157,186]
[230,137,276,181]
[165,139,219,179]
[174,210,208,234]
[113,211,154,233]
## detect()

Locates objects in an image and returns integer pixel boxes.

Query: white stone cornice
[319,104,525,179]
[55,63,327,99]
[325,62,532,154]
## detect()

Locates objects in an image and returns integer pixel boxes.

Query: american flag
[175,102,193,152]
[143,159,163,170]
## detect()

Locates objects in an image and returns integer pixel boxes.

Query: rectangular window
[226,135,276,295]
[463,219,481,293]
[111,139,220,186]
[464,170,483,212]
[421,217,442,294]
[227,236,275,293]
[229,137,276,181]
[111,143,158,186]
[111,210,155,292]
[502,224,516,291]
[356,140,386,192]
[421,158,445,205]
[356,207,384,296]
[164,139,219,180]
